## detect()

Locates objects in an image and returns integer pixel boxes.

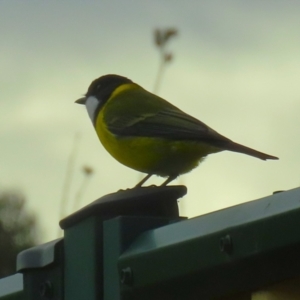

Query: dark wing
[107,106,231,147]
[103,87,278,160]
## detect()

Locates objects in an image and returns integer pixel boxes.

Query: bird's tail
[225,141,279,160]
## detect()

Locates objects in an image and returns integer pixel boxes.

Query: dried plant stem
[57,133,80,237]
[72,167,93,211]
[153,47,166,94]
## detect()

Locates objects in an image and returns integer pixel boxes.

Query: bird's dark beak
[75,97,86,105]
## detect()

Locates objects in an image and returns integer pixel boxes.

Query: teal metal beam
[118,188,300,299]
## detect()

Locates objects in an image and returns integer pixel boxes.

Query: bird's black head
[86,74,133,102]
[75,74,133,125]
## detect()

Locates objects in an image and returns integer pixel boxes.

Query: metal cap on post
[16,239,64,300]
[60,186,187,300]
[60,186,187,229]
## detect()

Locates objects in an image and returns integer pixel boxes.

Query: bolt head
[39,281,53,299]
[220,234,233,254]
[120,267,133,285]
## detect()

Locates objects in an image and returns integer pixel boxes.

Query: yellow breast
[95,108,221,177]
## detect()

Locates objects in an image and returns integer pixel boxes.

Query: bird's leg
[135,174,152,187]
[161,175,177,186]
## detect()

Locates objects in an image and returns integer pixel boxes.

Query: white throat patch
[85,96,99,123]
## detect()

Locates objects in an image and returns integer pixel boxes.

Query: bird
[75,74,278,187]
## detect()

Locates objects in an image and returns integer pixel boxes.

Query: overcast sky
[1,1,299,242]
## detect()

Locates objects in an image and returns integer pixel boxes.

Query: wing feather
[107,106,230,146]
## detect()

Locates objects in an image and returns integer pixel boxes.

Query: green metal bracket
[103,216,184,300]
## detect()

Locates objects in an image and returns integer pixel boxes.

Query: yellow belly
[95,114,221,177]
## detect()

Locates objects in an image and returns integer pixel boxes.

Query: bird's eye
[96,84,101,90]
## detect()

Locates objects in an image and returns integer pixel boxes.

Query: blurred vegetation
[59,133,81,223]
[57,133,94,238]
[0,189,39,278]
[72,165,94,211]
[153,28,178,94]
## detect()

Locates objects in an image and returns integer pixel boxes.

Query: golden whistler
[76,74,278,186]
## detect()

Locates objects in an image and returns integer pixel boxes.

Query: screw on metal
[220,234,233,254]
[39,280,53,299]
[120,267,133,285]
